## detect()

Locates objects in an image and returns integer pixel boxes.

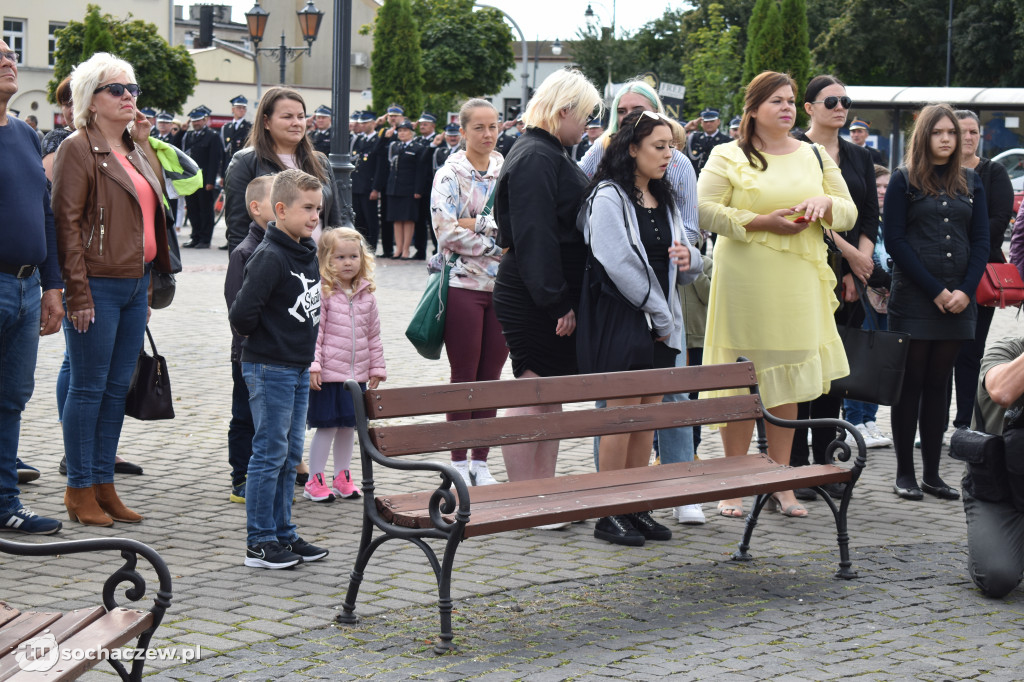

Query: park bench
[0,536,172,681]
[334,359,867,653]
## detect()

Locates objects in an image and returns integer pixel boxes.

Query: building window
[48,22,65,67]
[2,19,25,64]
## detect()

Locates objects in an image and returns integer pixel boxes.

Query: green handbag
[405,253,459,360]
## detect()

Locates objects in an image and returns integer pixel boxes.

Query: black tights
[892,338,963,488]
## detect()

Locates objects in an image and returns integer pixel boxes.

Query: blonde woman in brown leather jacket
[51,52,171,527]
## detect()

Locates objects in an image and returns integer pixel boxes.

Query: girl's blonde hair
[318,227,375,297]
[523,68,602,134]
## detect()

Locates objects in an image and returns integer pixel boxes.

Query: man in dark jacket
[309,105,332,155]
[182,105,224,248]
[0,40,63,533]
[686,108,731,176]
[221,95,252,175]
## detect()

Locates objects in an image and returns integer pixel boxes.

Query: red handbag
[976,258,1024,308]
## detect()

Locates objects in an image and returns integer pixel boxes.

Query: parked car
[992,148,1024,215]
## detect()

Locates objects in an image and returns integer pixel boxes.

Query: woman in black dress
[493,68,602,486]
[886,103,989,501]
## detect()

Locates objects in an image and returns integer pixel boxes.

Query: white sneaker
[469,460,498,486]
[863,421,892,448]
[674,504,706,525]
[534,521,571,530]
[450,460,473,487]
[845,423,885,449]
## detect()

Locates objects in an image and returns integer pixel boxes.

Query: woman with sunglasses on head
[579,110,703,545]
[885,103,989,502]
[492,69,602,492]
[578,80,707,525]
[51,53,173,526]
[697,71,856,520]
[944,110,1014,433]
[788,76,881,488]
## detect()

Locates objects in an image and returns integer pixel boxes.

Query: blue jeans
[242,362,309,546]
[592,351,695,469]
[842,311,887,426]
[0,271,41,514]
[62,275,149,488]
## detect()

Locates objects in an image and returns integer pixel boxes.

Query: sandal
[768,494,808,518]
[717,503,745,518]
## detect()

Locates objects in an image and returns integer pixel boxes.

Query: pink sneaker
[303,473,335,503]
[332,470,361,499]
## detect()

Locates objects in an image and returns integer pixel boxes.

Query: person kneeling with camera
[954,337,1024,598]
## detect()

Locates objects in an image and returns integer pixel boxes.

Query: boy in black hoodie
[229,169,327,569]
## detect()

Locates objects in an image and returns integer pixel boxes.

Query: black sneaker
[244,541,301,569]
[628,511,672,541]
[0,506,62,535]
[284,537,329,563]
[594,515,645,547]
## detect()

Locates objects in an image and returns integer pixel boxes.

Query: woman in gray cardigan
[578,111,702,546]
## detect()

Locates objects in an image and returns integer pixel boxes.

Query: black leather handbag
[125,326,175,421]
[829,280,909,405]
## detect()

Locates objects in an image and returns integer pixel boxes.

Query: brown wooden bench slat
[365,363,759,418]
[0,607,106,682]
[0,612,62,658]
[377,462,851,536]
[372,394,763,457]
[0,605,20,630]
[8,609,153,682]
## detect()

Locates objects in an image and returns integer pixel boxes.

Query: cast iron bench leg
[732,493,771,561]
[816,487,859,579]
[336,518,383,625]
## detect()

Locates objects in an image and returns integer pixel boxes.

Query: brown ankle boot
[93,483,143,523]
[64,486,113,527]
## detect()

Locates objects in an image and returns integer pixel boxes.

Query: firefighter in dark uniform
[309,105,332,155]
[849,117,884,164]
[352,110,382,249]
[728,116,741,139]
[381,120,423,259]
[686,107,731,175]
[139,107,157,136]
[432,122,461,172]
[573,116,604,161]
[372,104,406,257]
[411,112,442,259]
[221,94,251,172]
[496,112,525,157]
[182,105,224,248]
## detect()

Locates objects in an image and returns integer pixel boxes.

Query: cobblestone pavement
[4,227,1024,680]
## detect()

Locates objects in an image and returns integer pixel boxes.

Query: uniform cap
[586,117,604,129]
[700,108,720,121]
[729,116,741,129]
[849,118,870,130]
[230,95,248,107]
[188,106,210,120]
[139,107,157,118]
[350,110,361,121]
[314,105,332,117]
[156,111,174,123]
[396,120,414,131]
[358,110,376,123]
[418,112,436,123]
[444,122,460,135]
[386,105,405,115]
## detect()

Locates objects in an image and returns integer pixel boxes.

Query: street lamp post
[477,4,529,112]
[328,0,356,228]
[245,0,324,93]
[532,37,563,90]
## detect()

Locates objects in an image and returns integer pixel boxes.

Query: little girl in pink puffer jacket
[304,228,386,503]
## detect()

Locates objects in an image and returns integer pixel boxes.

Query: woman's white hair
[523,68,602,134]
[70,52,137,130]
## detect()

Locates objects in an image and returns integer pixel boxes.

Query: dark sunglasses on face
[810,96,852,110]
[93,83,142,98]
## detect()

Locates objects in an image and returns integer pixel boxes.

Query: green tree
[780,0,810,97]
[740,0,773,88]
[566,27,641,91]
[81,5,114,56]
[368,0,424,118]
[48,5,196,114]
[410,0,513,103]
[683,4,741,121]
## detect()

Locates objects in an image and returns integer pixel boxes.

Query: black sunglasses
[810,96,852,110]
[93,83,142,98]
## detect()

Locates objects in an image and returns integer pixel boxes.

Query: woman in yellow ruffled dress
[697,71,856,519]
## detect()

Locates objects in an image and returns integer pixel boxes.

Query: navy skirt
[308,381,365,428]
